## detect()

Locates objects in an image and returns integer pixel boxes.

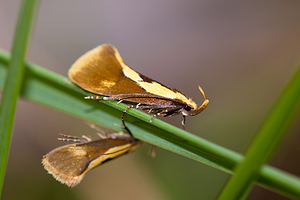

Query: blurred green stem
[218,66,300,200]
[0,0,38,195]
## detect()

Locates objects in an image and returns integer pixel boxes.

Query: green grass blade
[0,50,299,199]
[0,0,38,195]
[218,66,300,200]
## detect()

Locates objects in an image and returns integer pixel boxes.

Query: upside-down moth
[42,129,141,187]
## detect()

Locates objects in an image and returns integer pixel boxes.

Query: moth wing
[68,44,149,96]
[42,138,141,187]
[42,144,92,187]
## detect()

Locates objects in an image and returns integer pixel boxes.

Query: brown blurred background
[1,0,300,199]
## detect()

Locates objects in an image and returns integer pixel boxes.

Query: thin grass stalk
[0,0,38,195]
[218,66,300,200]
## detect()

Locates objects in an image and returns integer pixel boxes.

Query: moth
[42,127,141,187]
[68,44,209,127]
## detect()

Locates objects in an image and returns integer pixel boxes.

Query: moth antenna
[198,85,208,101]
[84,96,103,99]
[58,133,85,143]
[187,85,209,116]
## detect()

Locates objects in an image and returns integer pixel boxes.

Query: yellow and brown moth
[68,44,209,127]
[42,129,141,187]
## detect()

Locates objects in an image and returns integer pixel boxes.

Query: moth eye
[185,106,192,111]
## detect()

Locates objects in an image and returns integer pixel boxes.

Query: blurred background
[1,0,300,199]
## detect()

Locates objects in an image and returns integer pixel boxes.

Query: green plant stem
[218,66,300,200]
[0,50,299,199]
[0,0,38,195]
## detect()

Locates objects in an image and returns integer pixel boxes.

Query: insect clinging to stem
[68,44,209,127]
[42,122,141,187]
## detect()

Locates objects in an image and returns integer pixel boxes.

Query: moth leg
[181,116,186,130]
[149,145,157,157]
[85,122,107,138]
[121,105,134,136]
[113,123,123,128]
[136,103,141,108]
[81,135,92,142]
[150,114,156,122]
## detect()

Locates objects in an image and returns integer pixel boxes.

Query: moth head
[182,85,209,116]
